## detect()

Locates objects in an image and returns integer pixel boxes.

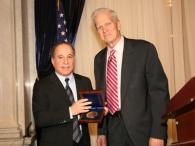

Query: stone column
[0,0,34,145]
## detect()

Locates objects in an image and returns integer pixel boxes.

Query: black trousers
[73,140,89,146]
[73,136,90,146]
[107,112,135,146]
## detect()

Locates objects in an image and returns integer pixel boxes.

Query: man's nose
[63,58,68,64]
[102,26,107,33]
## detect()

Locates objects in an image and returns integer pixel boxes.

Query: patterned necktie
[106,49,119,115]
[65,78,82,143]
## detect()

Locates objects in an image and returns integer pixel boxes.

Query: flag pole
[57,0,60,11]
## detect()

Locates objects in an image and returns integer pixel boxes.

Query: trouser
[107,112,135,146]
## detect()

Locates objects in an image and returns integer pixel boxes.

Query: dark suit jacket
[94,37,170,146]
[32,72,92,146]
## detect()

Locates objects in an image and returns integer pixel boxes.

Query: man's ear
[51,58,54,66]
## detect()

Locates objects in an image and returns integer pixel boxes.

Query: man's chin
[56,70,71,76]
[104,38,114,44]
[62,71,72,76]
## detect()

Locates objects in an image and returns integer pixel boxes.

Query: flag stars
[58,24,61,28]
[56,3,69,42]
[60,13,64,17]
[61,31,65,36]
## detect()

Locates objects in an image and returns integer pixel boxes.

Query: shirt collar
[107,36,124,56]
[55,72,74,84]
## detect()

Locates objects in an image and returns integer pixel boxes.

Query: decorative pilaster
[0,0,25,145]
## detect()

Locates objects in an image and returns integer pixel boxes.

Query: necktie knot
[108,49,116,62]
[65,78,70,89]
[110,49,115,56]
[65,78,69,84]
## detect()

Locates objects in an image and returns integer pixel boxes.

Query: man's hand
[103,101,108,115]
[149,137,164,146]
[97,135,107,146]
[104,106,109,115]
[70,99,92,115]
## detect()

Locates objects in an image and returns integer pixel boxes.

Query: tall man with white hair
[92,8,169,146]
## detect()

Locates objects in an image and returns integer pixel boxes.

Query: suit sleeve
[94,55,107,135]
[86,77,93,90]
[146,43,170,139]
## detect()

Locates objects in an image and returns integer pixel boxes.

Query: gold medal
[86,111,98,119]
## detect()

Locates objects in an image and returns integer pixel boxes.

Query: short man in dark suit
[32,42,92,146]
[92,8,170,146]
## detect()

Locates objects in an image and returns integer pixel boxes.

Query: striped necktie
[106,49,119,115]
[65,78,82,143]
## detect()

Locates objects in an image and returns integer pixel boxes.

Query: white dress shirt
[106,36,124,110]
[55,72,82,131]
[55,72,78,118]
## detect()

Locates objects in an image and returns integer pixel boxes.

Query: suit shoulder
[33,73,53,88]
[127,38,155,49]
[74,73,92,89]
[125,38,157,55]
[74,73,91,81]
[95,48,107,58]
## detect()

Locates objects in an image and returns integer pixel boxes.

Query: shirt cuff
[69,107,73,119]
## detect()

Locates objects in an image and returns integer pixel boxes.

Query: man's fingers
[81,105,91,110]
[104,107,108,115]
[78,100,92,106]
[79,98,89,102]
[82,101,92,106]
[80,109,90,113]
[78,99,92,104]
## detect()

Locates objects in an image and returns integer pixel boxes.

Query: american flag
[56,2,69,42]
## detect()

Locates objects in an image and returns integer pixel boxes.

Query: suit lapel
[121,38,136,106]
[74,74,81,100]
[99,49,107,96]
[50,72,72,105]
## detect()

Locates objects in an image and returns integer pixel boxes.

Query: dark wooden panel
[176,109,195,142]
[163,77,195,119]
[171,140,195,146]
[163,77,195,146]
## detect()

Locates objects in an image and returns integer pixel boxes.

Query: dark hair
[51,41,75,58]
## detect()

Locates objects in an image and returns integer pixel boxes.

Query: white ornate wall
[0,0,25,145]
[0,0,36,145]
